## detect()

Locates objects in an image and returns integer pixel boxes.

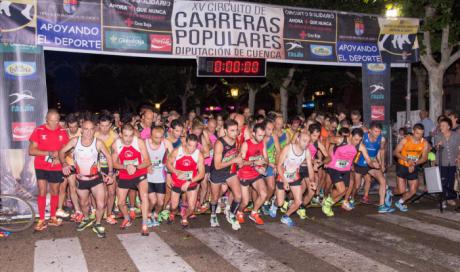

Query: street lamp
[385,4,400,17]
[230,87,239,98]
[154,103,161,110]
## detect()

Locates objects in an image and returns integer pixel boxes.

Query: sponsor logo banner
[371,106,385,121]
[12,122,36,141]
[4,61,37,79]
[378,18,419,63]
[172,1,285,59]
[283,8,336,42]
[362,62,391,125]
[150,34,172,53]
[9,89,36,113]
[337,42,381,63]
[309,44,335,61]
[0,0,36,45]
[105,30,148,51]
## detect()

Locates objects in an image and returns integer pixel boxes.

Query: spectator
[419,110,435,143]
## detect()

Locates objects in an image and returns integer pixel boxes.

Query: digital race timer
[197,57,266,77]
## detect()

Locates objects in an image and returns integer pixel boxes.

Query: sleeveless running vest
[238,139,264,180]
[172,146,200,188]
[96,130,117,168]
[146,140,167,183]
[210,137,239,175]
[266,136,276,164]
[399,136,426,167]
[74,137,99,180]
[280,144,307,182]
[116,137,147,179]
[327,138,358,172]
[356,133,382,166]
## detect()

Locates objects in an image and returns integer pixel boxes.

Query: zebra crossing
[29,208,460,272]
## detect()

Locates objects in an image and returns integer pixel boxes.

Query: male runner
[95,113,119,224]
[112,124,152,236]
[209,119,243,230]
[59,115,114,238]
[146,126,173,227]
[29,109,69,231]
[273,133,314,226]
[392,123,429,212]
[166,134,205,227]
[237,123,268,225]
[262,119,280,215]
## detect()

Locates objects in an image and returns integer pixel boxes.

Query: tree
[266,65,297,121]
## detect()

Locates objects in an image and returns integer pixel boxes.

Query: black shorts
[100,167,109,175]
[171,185,198,194]
[354,164,370,175]
[299,165,309,179]
[148,182,166,194]
[396,164,419,181]
[328,169,351,186]
[118,175,147,189]
[210,171,236,184]
[276,179,302,190]
[77,177,103,190]
[240,175,263,187]
[35,169,64,183]
[205,165,211,173]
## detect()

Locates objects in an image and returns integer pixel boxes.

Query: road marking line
[369,213,460,243]
[325,217,460,269]
[34,237,88,272]
[260,223,397,272]
[187,228,294,272]
[117,232,195,272]
[417,209,460,223]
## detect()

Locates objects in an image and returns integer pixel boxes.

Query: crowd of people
[28,106,460,238]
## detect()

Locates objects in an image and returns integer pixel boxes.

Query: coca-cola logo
[12,122,36,141]
[150,34,172,52]
[371,106,385,121]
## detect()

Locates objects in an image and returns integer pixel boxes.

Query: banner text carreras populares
[0,0,420,64]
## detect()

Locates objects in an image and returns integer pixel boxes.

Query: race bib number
[181,171,193,180]
[99,153,108,168]
[209,149,214,158]
[284,171,297,181]
[335,160,349,169]
[45,155,53,164]
[407,155,419,162]
[123,159,139,167]
[151,159,162,169]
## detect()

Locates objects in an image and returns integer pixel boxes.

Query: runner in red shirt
[166,134,205,227]
[237,122,268,225]
[29,109,69,231]
[112,124,152,236]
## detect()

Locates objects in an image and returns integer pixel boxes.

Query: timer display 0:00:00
[210,60,260,74]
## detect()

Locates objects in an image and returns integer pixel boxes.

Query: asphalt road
[1,198,460,272]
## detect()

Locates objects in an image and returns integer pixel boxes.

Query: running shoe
[378,205,395,213]
[361,196,372,205]
[48,217,63,227]
[280,200,289,213]
[34,220,47,231]
[89,210,96,220]
[269,201,278,218]
[249,212,264,225]
[167,213,175,225]
[181,219,189,228]
[141,224,149,236]
[395,200,408,212]
[71,211,84,223]
[105,215,117,225]
[385,189,393,207]
[129,208,137,220]
[77,218,94,231]
[120,219,132,230]
[198,202,209,214]
[281,215,295,227]
[159,210,170,223]
[56,209,70,219]
[210,214,220,227]
[296,208,307,220]
[341,201,353,211]
[311,196,320,206]
[189,212,197,219]
[92,223,106,238]
[262,203,271,216]
[151,217,160,227]
[321,196,334,217]
[226,212,241,230]
[236,211,245,224]
[146,218,154,228]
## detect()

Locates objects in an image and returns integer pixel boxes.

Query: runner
[95,113,119,224]
[112,124,152,236]
[351,122,394,213]
[237,123,268,225]
[273,133,314,226]
[59,115,114,238]
[136,109,154,140]
[146,126,173,227]
[392,123,429,212]
[209,119,243,230]
[200,118,218,212]
[262,119,280,215]
[322,128,380,217]
[29,109,69,231]
[166,134,205,227]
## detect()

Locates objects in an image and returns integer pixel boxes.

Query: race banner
[37,0,102,51]
[377,17,419,63]
[102,0,174,54]
[0,0,36,45]
[171,1,284,59]
[361,62,391,125]
[0,43,48,205]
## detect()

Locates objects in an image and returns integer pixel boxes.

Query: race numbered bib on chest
[123,158,139,167]
[182,171,193,180]
[284,170,297,181]
[151,159,162,168]
[335,159,349,169]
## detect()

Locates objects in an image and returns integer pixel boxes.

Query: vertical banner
[362,62,391,125]
[377,18,419,63]
[0,43,47,207]
[0,0,36,45]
